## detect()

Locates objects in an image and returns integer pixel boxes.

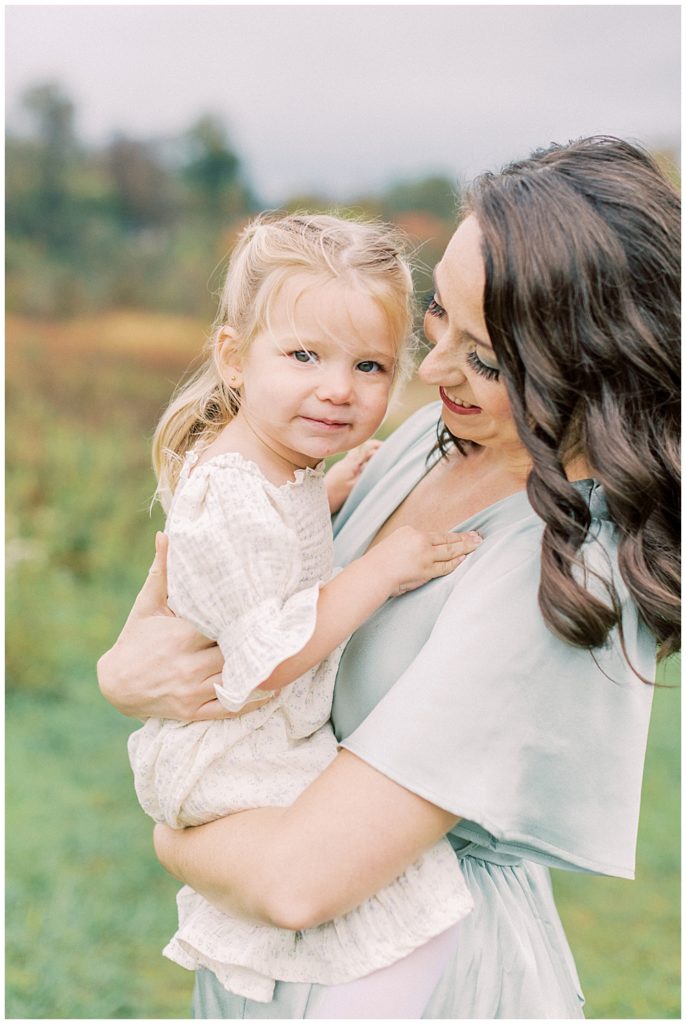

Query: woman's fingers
[190,698,232,722]
[194,645,225,675]
[169,667,222,720]
[190,692,274,722]
[180,658,273,721]
[126,532,173,622]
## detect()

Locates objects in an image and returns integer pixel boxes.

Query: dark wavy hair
[446,137,680,663]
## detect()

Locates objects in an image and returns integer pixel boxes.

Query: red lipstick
[439,387,482,415]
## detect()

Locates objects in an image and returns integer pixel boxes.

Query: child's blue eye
[291,350,318,363]
[357,360,383,373]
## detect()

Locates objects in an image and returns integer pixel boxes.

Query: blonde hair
[153,211,417,507]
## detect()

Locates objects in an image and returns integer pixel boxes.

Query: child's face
[231,274,399,465]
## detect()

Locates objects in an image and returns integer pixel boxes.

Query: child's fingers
[353,439,383,467]
[432,545,476,577]
[361,439,383,456]
[430,531,483,557]
[439,554,467,575]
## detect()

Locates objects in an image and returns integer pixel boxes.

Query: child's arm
[325,441,382,514]
[256,526,482,693]
[164,465,480,712]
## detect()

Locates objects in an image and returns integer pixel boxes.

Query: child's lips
[300,415,351,431]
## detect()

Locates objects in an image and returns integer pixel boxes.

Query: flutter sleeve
[340,515,656,878]
[166,461,323,711]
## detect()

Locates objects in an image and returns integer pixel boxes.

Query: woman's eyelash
[424,294,446,318]
[421,293,499,380]
[466,350,500,381]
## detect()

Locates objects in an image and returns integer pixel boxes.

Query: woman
[98,136,680,1018]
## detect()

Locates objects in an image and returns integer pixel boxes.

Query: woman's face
[419,215,522,453]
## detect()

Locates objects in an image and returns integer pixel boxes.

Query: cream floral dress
[128,450,473,1002]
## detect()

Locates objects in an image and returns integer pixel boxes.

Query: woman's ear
[216,326,244,389]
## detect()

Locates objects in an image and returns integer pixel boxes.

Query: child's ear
[216,326,243,388]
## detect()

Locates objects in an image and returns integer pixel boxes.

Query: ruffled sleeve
[166,459,323,711]
[339,512,656,878]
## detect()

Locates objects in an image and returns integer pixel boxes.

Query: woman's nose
[418,342,463,386]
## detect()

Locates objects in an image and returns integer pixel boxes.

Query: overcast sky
[5,4,681,203]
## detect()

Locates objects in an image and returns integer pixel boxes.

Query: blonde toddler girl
[128,213,479,1011]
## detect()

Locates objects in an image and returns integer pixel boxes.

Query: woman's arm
[154,748,459,931]
[97,533,229,721]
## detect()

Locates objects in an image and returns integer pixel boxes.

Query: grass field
[6,312,680,1019]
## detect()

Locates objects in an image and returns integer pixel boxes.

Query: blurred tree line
[6,81,458,320]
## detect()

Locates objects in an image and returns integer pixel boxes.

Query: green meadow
[6,313,680,1019]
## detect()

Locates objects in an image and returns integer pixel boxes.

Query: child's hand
[325,440,383,514]
[370,526,483,597]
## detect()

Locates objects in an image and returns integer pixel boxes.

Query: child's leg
[306,923,460,1019]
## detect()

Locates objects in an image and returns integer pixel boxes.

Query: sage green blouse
[333,401,655,880]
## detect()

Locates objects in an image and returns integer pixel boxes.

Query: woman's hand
[97,533,239,721]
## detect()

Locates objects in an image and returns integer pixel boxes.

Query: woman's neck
[457,441,531,488]
[369,444,526,548]
[460,442,592,485]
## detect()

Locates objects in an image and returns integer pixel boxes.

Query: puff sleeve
[166,460,325,711]
[338,514,656,878]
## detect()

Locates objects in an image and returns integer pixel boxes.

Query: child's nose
[317,369,354,403]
